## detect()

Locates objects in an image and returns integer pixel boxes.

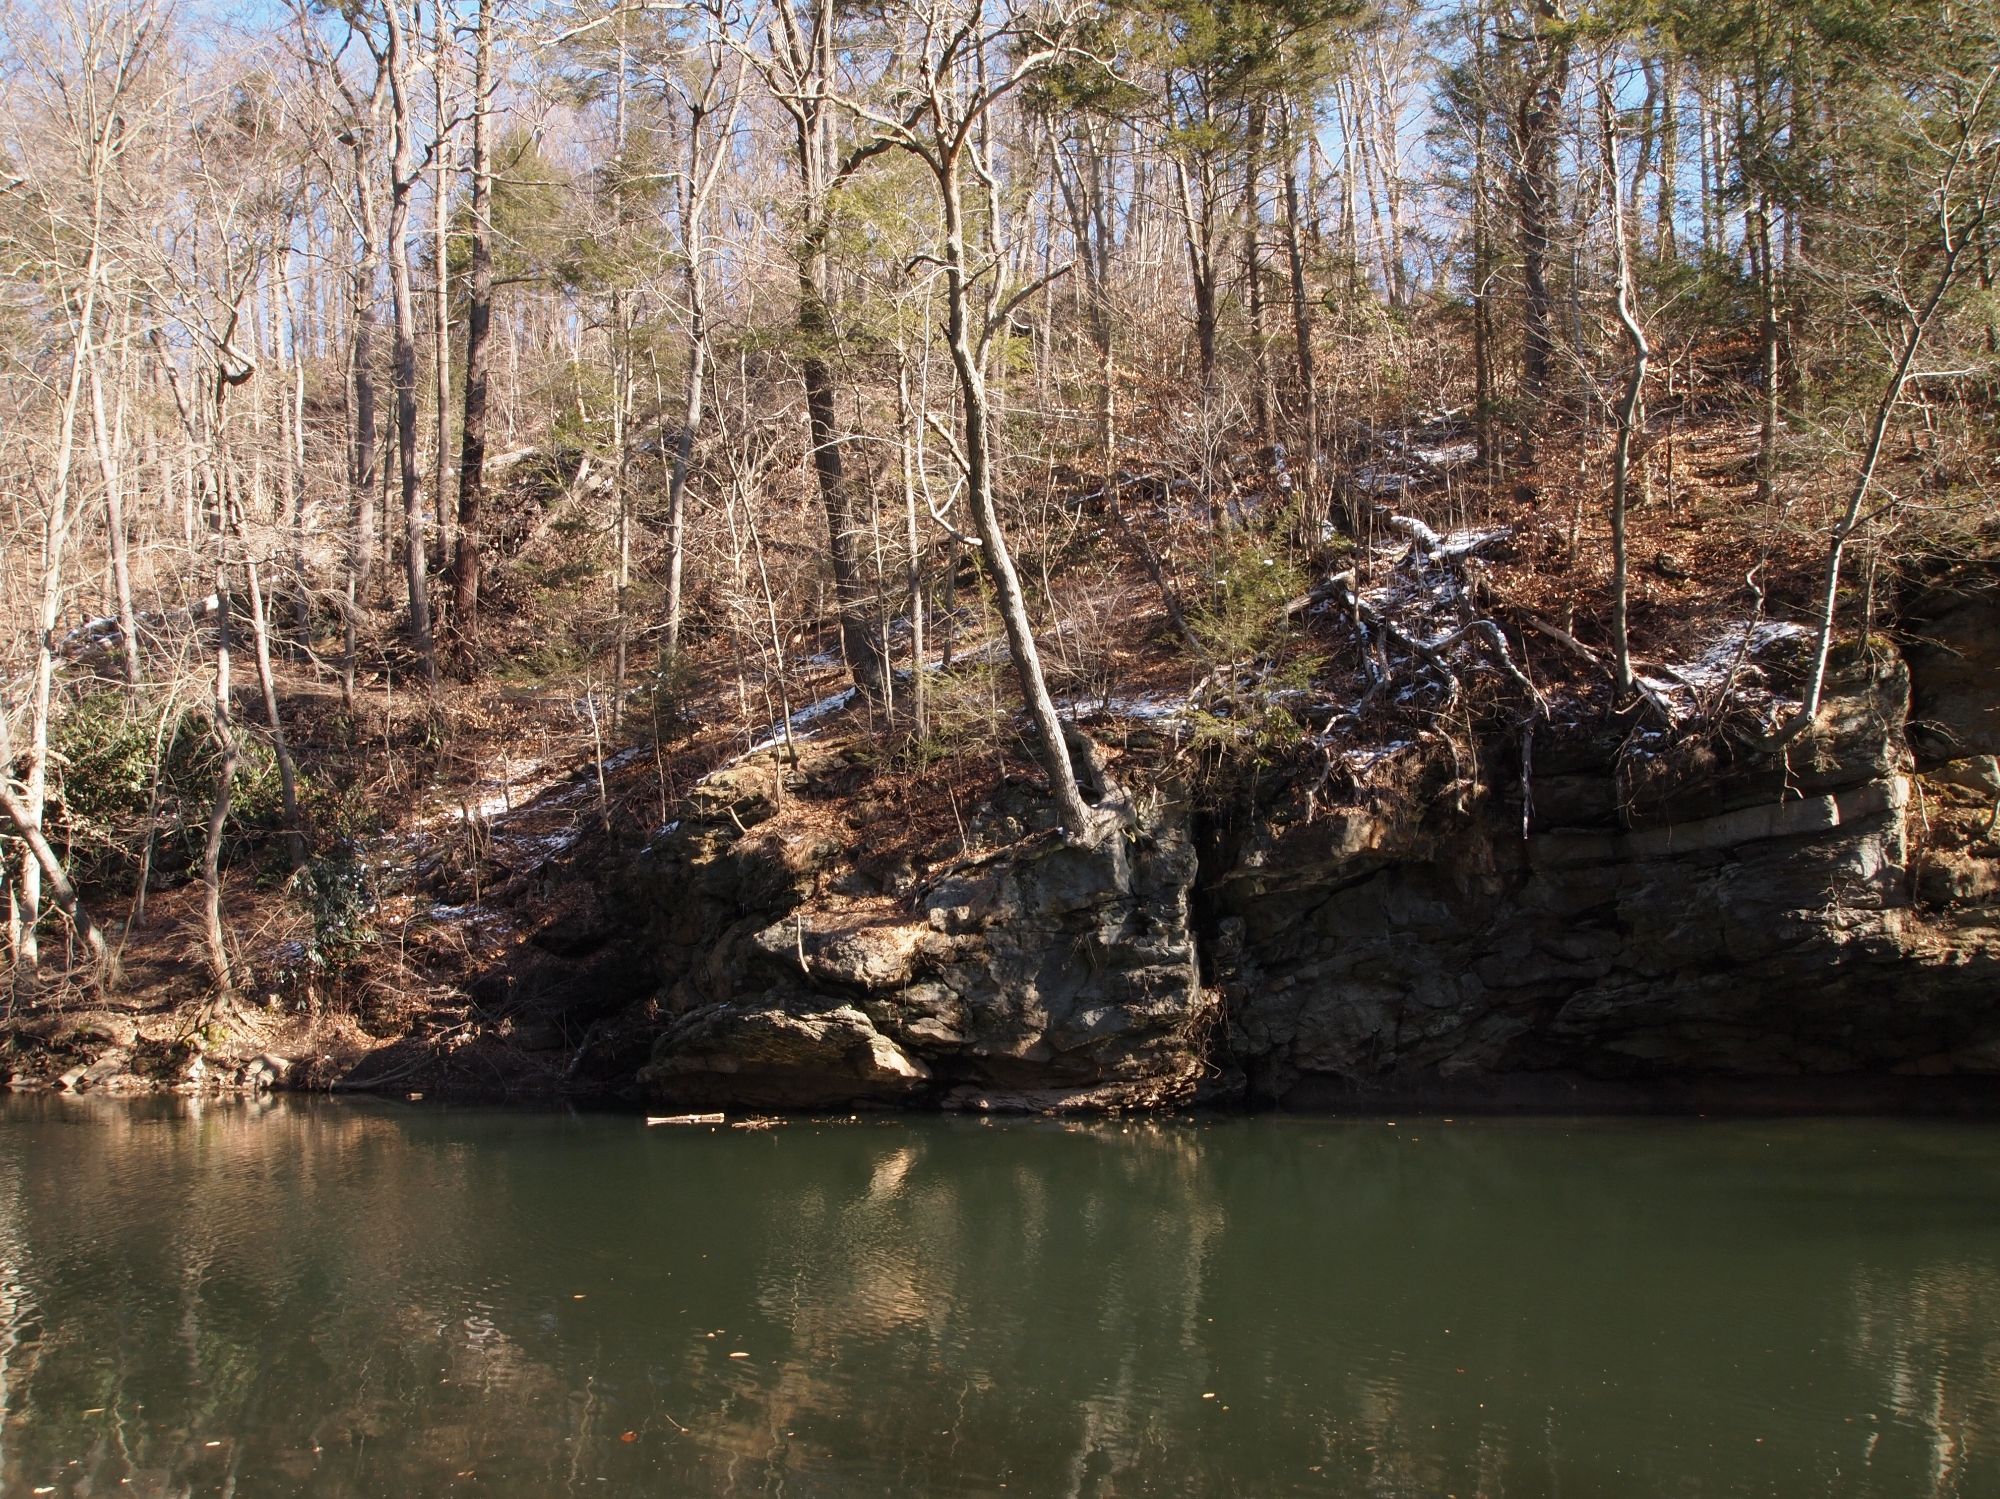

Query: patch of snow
[1387,513,1445,551]
[1352,465,1413,497]
[637,820,682,859]
[410,756,559,831]
[740,685,860,757]
[1341,740,1414,775]
[498,828,582,858]
[1693,618,1811,673]
[1438,525,1511,560]
[1067,693,1189,723]
[1114,694,1188,721]
[1411,441,1479,469]
[426,902,514,929]
[922,636,1009,672]
[1654,618,1815,704]
[791,686,859,727]
[62,616,122,647]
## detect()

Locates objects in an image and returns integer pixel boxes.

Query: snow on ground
[1064,692,1190,724]
[408,756,559,830]
[1411,440,1480,468]
[423,901,518,933]
[1337,740,1416,777]
[1437,525,1511,560]
[1675,619,1812,688]
[1634,618,1815,728]
[740,685,861,758]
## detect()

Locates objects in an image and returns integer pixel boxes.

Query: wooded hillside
[3,0,1996,1009]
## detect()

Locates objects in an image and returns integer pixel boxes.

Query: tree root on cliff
[1306,566,1547,723]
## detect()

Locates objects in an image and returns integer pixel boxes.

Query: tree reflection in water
[1,1099,1997,1497]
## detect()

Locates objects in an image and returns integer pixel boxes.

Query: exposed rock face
[1905,584,2000,764]
[627,748,1210,1110]
[592,615,2000,1112]
[1212,651,2000,1106]
[640,1004,929,1110]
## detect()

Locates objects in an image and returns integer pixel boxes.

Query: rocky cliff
[574,583,2000,1113]
[611,753,1212,1111]
[42,581,1977,1111]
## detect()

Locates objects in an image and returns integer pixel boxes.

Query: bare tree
[751,0,896,700]
[1505,0,1571,461]
[660,13,747,668]
[2,0,159,967]
[1779,63,1999,740]
[374,0,441,686]
[448,0,495,660]
[849,0,1096,836]
[1602,72,1646,697]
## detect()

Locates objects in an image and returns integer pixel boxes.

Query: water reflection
[1,1099,1998,1497]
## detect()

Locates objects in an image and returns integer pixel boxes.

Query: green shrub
[896,658,1007,772]
[301,847,372,974]
[48,693,294,890]
[1191,525,1309,667]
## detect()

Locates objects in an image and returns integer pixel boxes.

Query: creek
[2,1097,1997,1496]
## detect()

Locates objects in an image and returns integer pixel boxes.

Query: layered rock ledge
[565,585,2000,1113]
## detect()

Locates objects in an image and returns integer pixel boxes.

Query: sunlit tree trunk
[381,0,438,686]
[449,0,493,663]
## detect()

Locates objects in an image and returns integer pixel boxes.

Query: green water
[2,1098,1997,1497]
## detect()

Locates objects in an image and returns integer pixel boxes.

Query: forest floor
[6,403,1991,1094]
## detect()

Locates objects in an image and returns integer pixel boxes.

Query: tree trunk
[431,0,455,563]
[1281,107,1321,510]
[1053,123,1194,638]
[383,0,438,686]
[349,211,381,600]
[661,66,743,667]
[1243,103,1274,445]
[1782,200,1976,739]
[21,247,100,967]
[1173,156,1219,386]
[244,557,306,870]
[1754,192,1780,506]
[277,261,312,639]
[0,782,109,972]
[937,163,1091,837]
[1605,84,1649,697]
[88,344,143,693]
[799,259,888,698]
[611,297,633,726]
[201,561,239,995]
[770,1,890,702]
[896,355,927,738]
[449,0,493,663]
[664,282,707,666]
[1656,58,1679,261]
[1513,0,1569,461]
